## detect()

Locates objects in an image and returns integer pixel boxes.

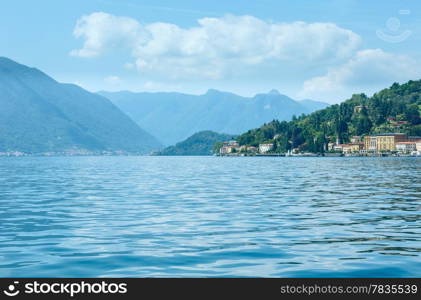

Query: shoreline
[1,153,420,158]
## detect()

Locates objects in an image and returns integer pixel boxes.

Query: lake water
[0,156,420,277]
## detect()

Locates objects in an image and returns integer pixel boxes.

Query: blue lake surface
[0,156,420,277]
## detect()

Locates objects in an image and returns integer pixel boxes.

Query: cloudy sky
[2,0,421,103]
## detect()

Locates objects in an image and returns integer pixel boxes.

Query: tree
[405,104,421,125]
[355,106,372,135]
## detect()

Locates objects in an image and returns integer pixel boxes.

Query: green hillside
[155,131,235,156]
[236,80,421,153]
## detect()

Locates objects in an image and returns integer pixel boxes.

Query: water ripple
[0,156,420,277]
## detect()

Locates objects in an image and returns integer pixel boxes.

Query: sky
[2,0,421,103]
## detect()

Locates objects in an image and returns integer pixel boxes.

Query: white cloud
[71,12,361,79]
[72,12,421,102]
[70,12,147,58]
[300,49,421,102]
[124,62,135,70]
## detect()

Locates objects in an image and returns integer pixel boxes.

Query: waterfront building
[327,142,335,151]
[219,146,229,154]
[220,140,241,154]
[259,143,274,154]
[220,145,237,154]
[396,142,417,154]
[365,136,378,151]
[342,143,364,154]
[417,142,421,154]
[333,144,346,152]
[247,146,258,153]
[239,145,257,153]
[363,133,407,152]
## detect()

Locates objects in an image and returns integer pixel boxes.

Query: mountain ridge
[0,57,162,154]
[99,89,328,146]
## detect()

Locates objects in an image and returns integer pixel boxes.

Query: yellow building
[342,143,364,154]
[364,136,378,151]
[364,133,407,152]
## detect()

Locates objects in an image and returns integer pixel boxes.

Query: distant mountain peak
[0,56,13,63]
[0,57,38,72]
[0,56,57,84]
[0,56,26,69]
[103,89,330,145]
[205,88,224,95]
[268,89,281,95]
[253,89,287,99]
[204,89,242,98]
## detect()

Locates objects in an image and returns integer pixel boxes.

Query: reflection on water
[0,156,419,277]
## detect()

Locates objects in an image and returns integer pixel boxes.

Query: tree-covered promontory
[155,131,236,156]
[236,80,421,153]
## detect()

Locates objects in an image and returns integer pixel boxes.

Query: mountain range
[99,89,328,146]
[0,57,162,154]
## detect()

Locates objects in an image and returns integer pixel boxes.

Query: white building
[416,142,421,155]
[333,144,345,152]
[396,142,417,153]
[259,143,274,154]
[219,140,240,155]
[227,140,239,147]
[327,142,335,151]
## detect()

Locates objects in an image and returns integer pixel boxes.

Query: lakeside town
[218,133,421,157]
[0,150,137,157]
